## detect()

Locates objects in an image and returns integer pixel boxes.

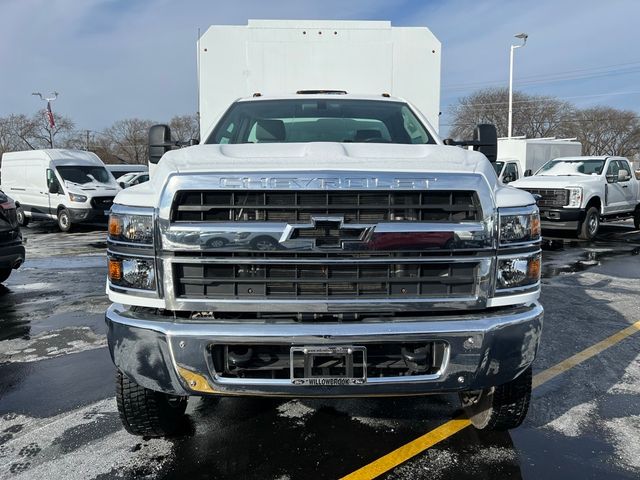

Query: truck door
[46,169,65,217]
[615,160,636,211]
[604,160,628,213]
[502,162,520,184]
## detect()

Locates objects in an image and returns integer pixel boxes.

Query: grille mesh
[173,262,478,299]
[523,188,568,208]
[172,190,481,223]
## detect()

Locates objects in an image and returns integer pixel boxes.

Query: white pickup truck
[511,156,640,239]
[105,20,543,438]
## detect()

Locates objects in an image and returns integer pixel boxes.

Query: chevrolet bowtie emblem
[280,216,375,249]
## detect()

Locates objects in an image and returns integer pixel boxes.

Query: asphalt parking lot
[0,222,639,479]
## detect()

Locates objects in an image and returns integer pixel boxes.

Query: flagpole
[31,91,59,148]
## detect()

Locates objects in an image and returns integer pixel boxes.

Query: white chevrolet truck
[511,156,640,239]
[105,21,543,437]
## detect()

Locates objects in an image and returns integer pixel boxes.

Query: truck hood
[116,143,535,209]
[511,175,602,189]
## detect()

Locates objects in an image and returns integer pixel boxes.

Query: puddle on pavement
[542,246,640,278]
[0,286,31,341]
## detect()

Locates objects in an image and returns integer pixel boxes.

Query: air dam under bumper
[106,302,543,397]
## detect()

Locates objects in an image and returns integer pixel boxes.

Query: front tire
[578,207,599,240]
[0,268,11,284]
[460,367,532,431]
[16,207,28,227]
[57,208,72,232]
[115,370,188,437]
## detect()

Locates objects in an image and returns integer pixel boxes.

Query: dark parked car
[0,190,25,283]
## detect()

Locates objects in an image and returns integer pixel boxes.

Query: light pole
[508,33,528,138]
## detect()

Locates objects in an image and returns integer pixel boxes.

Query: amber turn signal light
[528,255,541,280]
[108,258,122,281]
[108,216,122,236]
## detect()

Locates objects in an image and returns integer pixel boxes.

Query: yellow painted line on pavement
[532,320,640,388]
[341,320,640,480]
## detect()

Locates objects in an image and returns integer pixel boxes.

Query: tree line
[0,111,199,164]
[2,88,639,163]
[448,87,640,158]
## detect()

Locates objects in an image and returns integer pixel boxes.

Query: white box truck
[105,20,543,437]
[0,149,120,231]
[495,137,582,184]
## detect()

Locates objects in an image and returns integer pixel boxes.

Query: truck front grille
[172,190,481,223]
[523,188,568,208]
[90,196,115,210]
[211,341,448,380]
[173,261,478,299]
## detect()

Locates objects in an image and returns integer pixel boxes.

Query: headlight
[69,193,87,203]
[566,187,582,207]
[108,257,155,290]
[109,213,153,244]
[499,208,541,245]
[497,253,541,290]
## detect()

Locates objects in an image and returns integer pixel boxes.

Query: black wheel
[57,208,72,232]
[460,367,532,431]
[16,207,28,227]
[0,268,11,284]
[115,369,188,437]
[578,207,599,240]
[634,207,640,230]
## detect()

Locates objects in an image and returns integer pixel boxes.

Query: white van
[0,149,121,231]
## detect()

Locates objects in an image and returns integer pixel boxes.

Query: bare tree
[0,114,39,154]
[448,87,574,139]
[29,109,75,148]
[564,107,640,157]
[169,114,199,144]
[102,118,154,164]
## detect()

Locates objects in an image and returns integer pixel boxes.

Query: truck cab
[511,156,640,239]
[105,21,543,438]
[493,159,522,184]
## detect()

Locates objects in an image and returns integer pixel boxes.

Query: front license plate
[290,346,367,386]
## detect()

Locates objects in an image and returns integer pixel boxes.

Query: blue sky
[1,0,638,136]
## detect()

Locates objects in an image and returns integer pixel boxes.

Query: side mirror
[473,124,497,162]
[119,182,126,189]
[189,138,200,146]
[149,124,173,165]
[524,169,532,177]
[48,182,60,194]
[442,124,498,162]
[618,170,629,182]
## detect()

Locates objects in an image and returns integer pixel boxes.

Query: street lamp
[508,33,528,138]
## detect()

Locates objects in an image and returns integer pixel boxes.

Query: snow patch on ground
[608,354,640,395]
[0,399,173,480]
[0,327,106,364]
[603,416,640,471]
[544,401,597,437]
[276,401,315,426]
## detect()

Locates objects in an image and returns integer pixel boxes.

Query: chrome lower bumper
[106,302,543,397]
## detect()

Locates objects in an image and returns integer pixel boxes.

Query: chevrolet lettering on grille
[280,216,375,249]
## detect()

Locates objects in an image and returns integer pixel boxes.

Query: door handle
[622,185,629,189]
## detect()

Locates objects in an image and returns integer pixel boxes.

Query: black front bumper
[0,242,25,269]
[68,208,110,223]
[539,208,584,230]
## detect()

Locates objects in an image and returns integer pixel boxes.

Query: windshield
[492,161,504,177]
[536,159,605,176]
[206,99,436,145]
[57,166,112,185]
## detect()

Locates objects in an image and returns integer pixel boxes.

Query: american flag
[46,101,55,128]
